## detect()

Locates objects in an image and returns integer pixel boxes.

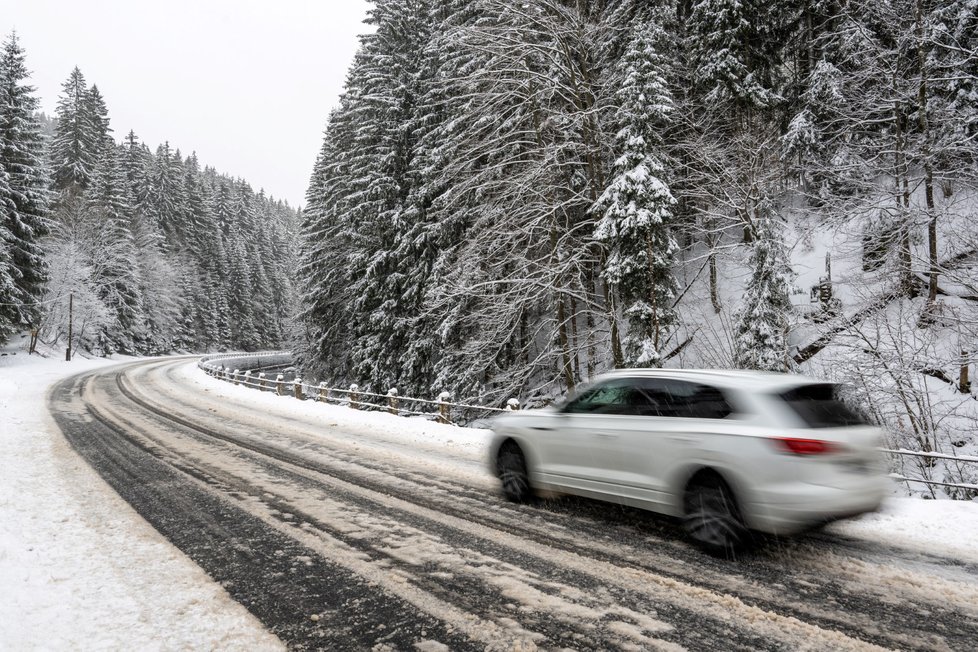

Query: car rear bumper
[744,477,891,535]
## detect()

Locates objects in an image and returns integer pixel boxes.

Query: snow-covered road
[0,354,282,651]
[32,357,978,650]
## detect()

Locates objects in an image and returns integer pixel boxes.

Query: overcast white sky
[1,0,371,207]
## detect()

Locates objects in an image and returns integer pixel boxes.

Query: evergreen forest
[0,33,297,356]
[299,0,978,421]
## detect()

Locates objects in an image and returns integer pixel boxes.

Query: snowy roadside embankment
[187,359,978,564]
[0,347,282,651]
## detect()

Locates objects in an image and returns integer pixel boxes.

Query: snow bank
[829,497,978,563]
[0,343,282,651]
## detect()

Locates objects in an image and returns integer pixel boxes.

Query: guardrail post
[293,377,303,399]
[349,384,359,409]
[438,391,451,424]
[276,374,285,396]
[232,369,240,386]
[220,366,227,380]
[506,398,520,411]
[244,370,252,387]
[318,382,328,402]
[258,372,267,391]
[388,388,398,415]
[961,350,971,393]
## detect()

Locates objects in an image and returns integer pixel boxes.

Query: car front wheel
[497,442,532,502]
[682,473,750,557]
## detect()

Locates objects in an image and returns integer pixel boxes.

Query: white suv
[489,369,890,554]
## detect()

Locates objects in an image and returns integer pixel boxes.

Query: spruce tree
[143,142,186,248]
[688,0,784,113]
[88,143,144,352]
[733,217,794,371]
[593,20,679,367]
[50,67,99,193]
[0,32,49,337]
[0,160,16,343]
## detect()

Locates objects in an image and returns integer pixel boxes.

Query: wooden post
[318,382,328,402]
[349,384,359,410]
[258,372,267,391]
[506,398,520,411]
[387,388,398,415]
[437,391,451,424]
[293,377,303,399]
[276,374,285,396]
[244,370,252,387]
[232,369,240,386]
[29,329,38,355]
[961,350,971,394]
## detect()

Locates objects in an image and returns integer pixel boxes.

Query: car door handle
[530,426,553,431]
[668,436,696,444]
[595,431,618,438]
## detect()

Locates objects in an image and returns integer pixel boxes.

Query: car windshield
[777,383,867,428]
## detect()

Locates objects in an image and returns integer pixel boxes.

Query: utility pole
[66,292,73,361]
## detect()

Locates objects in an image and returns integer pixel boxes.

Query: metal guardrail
[198,352,518,425]
[882,448,978,493]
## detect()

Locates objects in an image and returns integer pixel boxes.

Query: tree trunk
[916,0,939,305]
[709,249,721,313]
[893,101,915,296]
[556,293,575,391]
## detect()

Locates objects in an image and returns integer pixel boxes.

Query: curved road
[49,358,978,651]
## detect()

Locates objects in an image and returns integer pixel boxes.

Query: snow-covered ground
[3,341,977,650]
[0,341,283,651]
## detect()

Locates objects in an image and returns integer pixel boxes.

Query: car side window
[562,380,634,415]
[684,383,735,419]
[632,378,735,419]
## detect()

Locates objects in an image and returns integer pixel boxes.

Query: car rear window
[777,384,867,428]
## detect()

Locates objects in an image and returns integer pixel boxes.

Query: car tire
[497,442,533,503]
[682,473,750,557]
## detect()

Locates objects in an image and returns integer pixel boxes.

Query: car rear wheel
[683,473,750,557]
[497,442,532,503]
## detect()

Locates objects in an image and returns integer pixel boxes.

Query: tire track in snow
[51,370,481,652]
[50,359,978,651]
[92,365,740,650]
[149,360,978,650]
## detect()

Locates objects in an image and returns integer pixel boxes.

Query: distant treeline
[0,33,298,354]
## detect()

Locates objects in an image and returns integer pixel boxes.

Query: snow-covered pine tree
[298,0,434,389]
[121,130,150,196]
[389,0,497,396]
[346,0,432,389]
[0,175,15,342]
[733,216,794,371]
[84,85,112,158]
[929,0,978,155]
[50,67,99,193]
[142,142,188,249]
[221,184,259,350]
[87,142,144,353]
[0,32,50,339]
[593,19,679,368]
[297,109,355,376]
[688,0,784,115]
[0,154,14,343]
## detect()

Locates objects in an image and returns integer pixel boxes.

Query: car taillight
[772,437,838,455]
